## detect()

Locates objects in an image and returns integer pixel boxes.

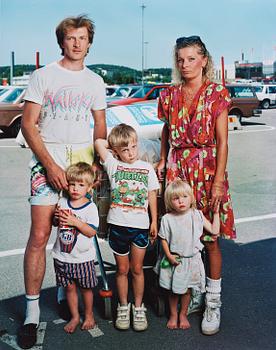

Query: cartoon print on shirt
[110,166,149,212]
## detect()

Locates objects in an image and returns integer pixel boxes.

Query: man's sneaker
[201,296,222,335]
[187,291,205,315]
[132,303,148,331]
[17,323,38,349]
[115,303,131,330]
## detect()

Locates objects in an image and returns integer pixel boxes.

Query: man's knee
[28,227,51,250]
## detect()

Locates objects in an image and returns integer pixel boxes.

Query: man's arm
[21,101,68,190]
[92,109,107,142]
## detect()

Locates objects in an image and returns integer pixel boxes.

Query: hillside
[0,64,172,84]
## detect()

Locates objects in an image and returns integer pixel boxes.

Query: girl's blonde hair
[172,36,214,84]
[66,162,95,187]
[108,123,137,149]
[164,179,196,212]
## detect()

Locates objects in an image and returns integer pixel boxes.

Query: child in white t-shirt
[157,180,220,330]
[52,162,99,334]
[95,123,160,332]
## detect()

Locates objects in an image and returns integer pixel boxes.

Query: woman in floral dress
[157,36,236,335]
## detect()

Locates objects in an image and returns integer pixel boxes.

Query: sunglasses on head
[176,35,203,45]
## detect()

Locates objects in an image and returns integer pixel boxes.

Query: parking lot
[0,109,276,349]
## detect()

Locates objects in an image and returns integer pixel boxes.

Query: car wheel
[261,99,270,109]
[8,118,21,138]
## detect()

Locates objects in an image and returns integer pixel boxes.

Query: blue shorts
[53,259,98,289]
[108,224,149,256]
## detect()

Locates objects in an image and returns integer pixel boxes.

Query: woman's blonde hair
[66,162,95,187]
[164,179,196,212]
[172,36,214,84]
[108,123,137,149]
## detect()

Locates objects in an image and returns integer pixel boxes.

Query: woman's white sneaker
[201,296,221,335]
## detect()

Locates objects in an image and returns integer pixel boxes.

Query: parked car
[108,84,169,106]
[253,84,276,109]
[0,86,26,137]
[106,85,118,96]
[226,84,262,122]
[107,84,141,103]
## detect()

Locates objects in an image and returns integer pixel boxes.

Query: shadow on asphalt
[0,238,275,350]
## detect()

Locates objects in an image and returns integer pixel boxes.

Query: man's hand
[91,162,104,188]
[45,163,68,191]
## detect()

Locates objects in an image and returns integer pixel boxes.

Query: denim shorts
[108,224,149,256]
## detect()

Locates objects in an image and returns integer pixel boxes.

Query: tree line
[0,64,172,85]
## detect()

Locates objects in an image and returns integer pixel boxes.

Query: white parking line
[230,125,275,134]
[235,213,276,223]
[0,215,275,259]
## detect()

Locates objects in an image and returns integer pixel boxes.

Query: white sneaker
[201,296,222,335]
[115,303,131,330]
[132,303,148,331]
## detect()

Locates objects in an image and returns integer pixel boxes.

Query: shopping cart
[93,171,167,319]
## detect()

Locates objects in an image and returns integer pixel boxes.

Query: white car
[253,84,276,109]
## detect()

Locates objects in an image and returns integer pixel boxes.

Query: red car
[108,84,169,107]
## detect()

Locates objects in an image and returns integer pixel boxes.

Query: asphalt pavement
[0,110,276,350]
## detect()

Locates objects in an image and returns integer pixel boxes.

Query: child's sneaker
[115,303,131,330]
[132,303,148,331]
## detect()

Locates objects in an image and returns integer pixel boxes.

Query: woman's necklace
[182,85,199,105]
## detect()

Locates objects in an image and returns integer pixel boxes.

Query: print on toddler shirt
[59,209,79,253]
[111,165,149,212]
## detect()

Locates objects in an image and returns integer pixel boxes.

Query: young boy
[95,124,159,331]
[52,162,99,333]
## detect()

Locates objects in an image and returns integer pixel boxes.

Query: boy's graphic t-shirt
[103,152,160,229]
[52,197,99,263]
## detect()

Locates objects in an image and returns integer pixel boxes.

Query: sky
[1,0,276,70]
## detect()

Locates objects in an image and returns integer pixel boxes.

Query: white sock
[206,277,221,294]
[57,286,66,304]
[24,294,40,326]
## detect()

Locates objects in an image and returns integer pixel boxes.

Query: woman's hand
[156,158,166,181]
[210,181,224,210]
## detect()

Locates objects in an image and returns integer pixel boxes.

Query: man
[18,15,106,349]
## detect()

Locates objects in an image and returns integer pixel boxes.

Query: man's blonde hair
[56,14,95,56]
[108,123,137,149]
[66,162,95,187]
[164,179,196,212]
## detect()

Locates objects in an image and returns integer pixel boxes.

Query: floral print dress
[158,80,236,239]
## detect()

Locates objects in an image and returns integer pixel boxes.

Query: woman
[157,36,236,335]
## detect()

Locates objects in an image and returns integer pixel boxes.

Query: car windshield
[1,88,24,103]
[254,86,263,93]
[0,88,8,97]
[131,86,153,98]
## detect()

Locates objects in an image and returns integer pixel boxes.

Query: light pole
[144,41,149,70]
[141,4,146,86]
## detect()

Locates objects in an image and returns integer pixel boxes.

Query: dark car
[226,84,262,122]
[108,84,169,106]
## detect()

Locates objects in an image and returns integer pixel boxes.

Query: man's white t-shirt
[52,197,99,263]
[103,152,160,229]
[24,62,107,145]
